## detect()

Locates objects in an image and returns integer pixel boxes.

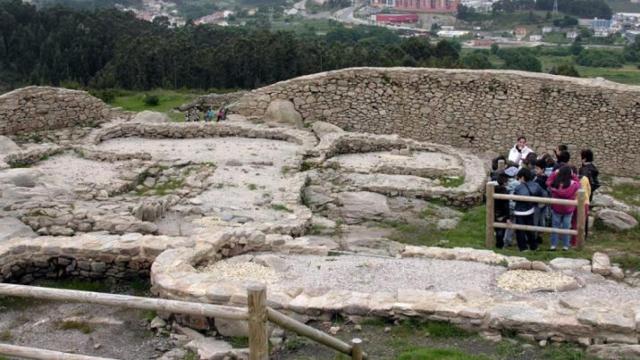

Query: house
[370,0,460,13]
[566,31,579,39]
[529,34,542,41]
[514,27,527,40]
[374,13,419,23]
[542,26,553,34]
[437,29,470,37]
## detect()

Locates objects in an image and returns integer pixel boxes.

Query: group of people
[185,105,227,122]
[490,136,600,252]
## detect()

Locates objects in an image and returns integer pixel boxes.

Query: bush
[549,63,580,77]
[90,89,116,103]
[576,49,624,68]
[143,94,160,106]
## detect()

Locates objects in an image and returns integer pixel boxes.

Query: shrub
[143,94,160,106]
[549,63,580,77]
[576,49,624,68]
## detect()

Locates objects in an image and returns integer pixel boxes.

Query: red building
[371,0,459,13]
[375,13,419,23]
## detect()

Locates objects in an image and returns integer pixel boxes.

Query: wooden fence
[485,181,586,249]
[0,283,365,360]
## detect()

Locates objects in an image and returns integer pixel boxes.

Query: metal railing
[0,283,365,360]
[485,181,586,249]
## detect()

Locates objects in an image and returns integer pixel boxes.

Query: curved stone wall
[0,86,115,135]
[233,68,640,176]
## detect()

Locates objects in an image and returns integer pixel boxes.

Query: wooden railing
[0,283,365,360]
[485,181,586,249]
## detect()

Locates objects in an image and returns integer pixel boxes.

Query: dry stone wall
[0,86,115,135]
[234,67,640,176]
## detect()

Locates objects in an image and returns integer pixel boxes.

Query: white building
[529,34,542,41]
[437,30,470,37]
[542,26,553,34]
[566,31,579,39]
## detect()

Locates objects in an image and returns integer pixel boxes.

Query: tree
[461,51,493,69]
[549,63,580,77]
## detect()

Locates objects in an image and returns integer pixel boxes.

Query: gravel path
[206,253,506,294]
[204,253,640,305]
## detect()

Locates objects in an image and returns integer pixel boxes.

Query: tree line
[458,0,612,22]
[0,0,464,91]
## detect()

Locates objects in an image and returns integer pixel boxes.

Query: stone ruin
[0,77,639,359]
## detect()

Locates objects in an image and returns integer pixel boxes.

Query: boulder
[549,257,591,271]
[0,135,20,154]
[0,168,43,188]
[589,344,640,360]
[264,100,303,128]
[597,209,638,231]
[592,193,633,213]
[311,121,344,138]
[336,191,391,224]
[132,110,170,123]
[591,252,611,276]
[0,217,36,242]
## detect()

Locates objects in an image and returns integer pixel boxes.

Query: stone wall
[0,86,115,135]
[233,68,640,176]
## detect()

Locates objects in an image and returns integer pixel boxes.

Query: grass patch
[110,89,202,121]
[438,176,465,188]
[0,330,12,341]
[138,178,185,196]
[247,183,258,191]
[0,296,43,310]
[36,279,111,293]
[608,182,640,207]
[398,347,490,360]
[271,204,293,213]
[228,336,249,348]
[542,344,599,359]
[57,320,93,334]
[575,65,640,85]
[182,351,198,360]
[393,319,473,339]
[387,204,640,269]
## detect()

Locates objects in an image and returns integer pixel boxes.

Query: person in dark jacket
[494,171,511,249]
[511,168,545,251]
[553,150,571,170]
[579,149,600,203]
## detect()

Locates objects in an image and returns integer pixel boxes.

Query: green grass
[438,176,465,188]
[609,182,640,207]
[57,320,93,334]
[0,296,43,310]
[228,336,249,348]
[247,183,258,190]
[398,348,491,360]
[394,320,473,340]
[575,65,640,85]
[182,351,198,360]
[271,204,293,213]
[0,330,12,341]
[389,204,640,269]
[36,279,111,293]
[110,89,202,122]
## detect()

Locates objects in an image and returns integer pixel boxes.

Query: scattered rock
[336,191,391,224]
[0,217,36,242]
[549,258,591,271]
[592,252,612,276]
[150,316,167,330]
[311,121,344,138]
[0,135,21,153]
[264,100,303,128]
[597,209,638,231]
[132,110,171,123]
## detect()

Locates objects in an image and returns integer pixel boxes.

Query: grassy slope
[110,89,202,122]
[388,181,640,270]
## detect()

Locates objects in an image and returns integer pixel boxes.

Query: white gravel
[207,253,505,294]
[497,270,577,293]
[33,153,122,187]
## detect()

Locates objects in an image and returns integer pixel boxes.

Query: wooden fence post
[248,284,268,360]
[485,181,496,248]
[351,338,363,360]
[576,189,586,250]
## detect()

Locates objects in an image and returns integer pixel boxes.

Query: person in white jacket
[507,136,533,167]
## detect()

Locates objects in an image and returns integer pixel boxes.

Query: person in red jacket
[546,166,581,250]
